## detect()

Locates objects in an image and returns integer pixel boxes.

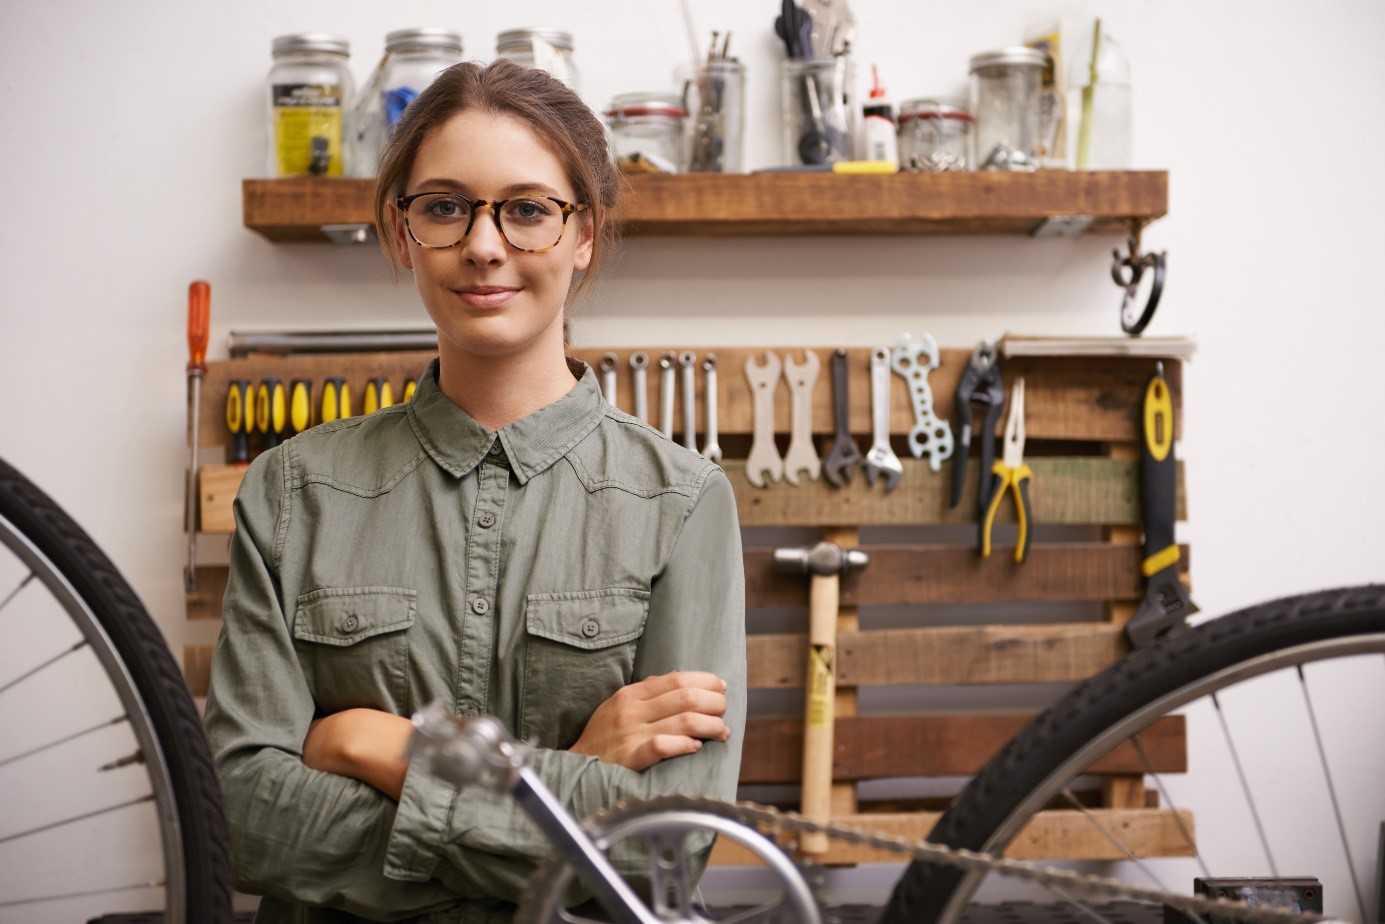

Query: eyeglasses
[395,192,589,253]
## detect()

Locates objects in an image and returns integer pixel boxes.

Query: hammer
[774,540,869,854]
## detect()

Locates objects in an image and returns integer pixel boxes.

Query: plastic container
[605,92,687,174]
[266,33,352,177]
[686,59,746,173]
[1066,20,1132,169]
[968,46,1051,171]
[860,65,898,166]
[347,29,464,177]
[897,99,974,171]
[780,56,856,166]
[496,28,580,95]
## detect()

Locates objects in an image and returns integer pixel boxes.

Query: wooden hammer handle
[800,571,839,854]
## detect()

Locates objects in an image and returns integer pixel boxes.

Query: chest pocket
[292,586,416,714]
[520,587,651,748]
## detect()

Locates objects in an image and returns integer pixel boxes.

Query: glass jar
[897,99,974,171]
[686,59,746,173]
[779,56,856,166]
[266,33,353,177]
[606,92,687,174]
[347,29,464,177]
[968,46,1051,171]
[1066,22,1133,169]
[495,28,580,95]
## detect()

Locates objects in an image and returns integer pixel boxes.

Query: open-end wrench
[862,346,903,492]
[701,354,722,462]
[658,352,676,439]
[890,333,954,472]
[744,351,784,488]
[599,352,619,408]
[629,352,649,423]
[823,348,863,487]
[679,351,698,452]
[782,350,821,484]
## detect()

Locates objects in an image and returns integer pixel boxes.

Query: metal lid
[496,28,574,52]
[968,46,1049,72]
[386,28,463,55]
[272,33,350,58]
[605,92,686,119]
[898,98,974,123]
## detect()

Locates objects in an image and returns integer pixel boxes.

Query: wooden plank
[183,645,212,699]
[197,348,1182,451]
[1103,443,1145,809]
[739,714,1186,783]
[244,172,1168,242]
[709,808,1195,865]
[187,566,229,621]
[747,622,1127,689]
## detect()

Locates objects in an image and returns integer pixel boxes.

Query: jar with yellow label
[267,33,353,177]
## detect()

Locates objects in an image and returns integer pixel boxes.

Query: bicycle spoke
[0,570,35,614]
[645,830,695,919]
[0,715,126,770]
[1133,737,1212,879]
[0,879,164,908]
[0,793,153,845]
[1296,665,1367,923]
[1210,692,1278,876]
[98,749,145,773]
[0,639,87,695]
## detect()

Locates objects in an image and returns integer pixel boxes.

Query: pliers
[951,342,1005,513]
[981,378,1034,563]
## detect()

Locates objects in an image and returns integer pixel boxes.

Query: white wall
[2,0,1383,921]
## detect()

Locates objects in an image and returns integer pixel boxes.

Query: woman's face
[391,108,593,358]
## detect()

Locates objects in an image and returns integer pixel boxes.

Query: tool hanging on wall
[289,379,313,436]
[783,350,821,484]
[184,280,210,594]
[256,378,288,450]
[745,351,784,487]
[863,347,903,492]
[225,379,253,465]
[951,342,1005,512]
[679,352,698,452]
[1125,363,1199,647]
[981,378,1033,563]
[402,377,417,403]
[629,353,649,423]
[363,377,394,415]
[658,353,677,439]
[600,353,619,408]
[823,349,863,487]
[891,333,953,471]
[701,354,722,462]
[1111,221,1167,336]
[321,376,351,423]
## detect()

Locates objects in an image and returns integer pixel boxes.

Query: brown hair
[373,59,622,343]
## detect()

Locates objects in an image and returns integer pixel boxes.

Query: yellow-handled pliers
[981,378,1033,563]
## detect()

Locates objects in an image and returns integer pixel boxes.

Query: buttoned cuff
[383,751,455,882]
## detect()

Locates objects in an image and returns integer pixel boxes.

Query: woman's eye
[425,198,465,220]
[506,199,553,223]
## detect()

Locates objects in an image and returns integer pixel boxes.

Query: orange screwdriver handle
[187,280,210,373]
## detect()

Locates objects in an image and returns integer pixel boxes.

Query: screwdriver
[321,376,352,423]
[257,378,287,449]
[364,377,396,414]
[225,379,253,463]
[402,377,417,403]
[289,378,313,435]
[184,280,209,594]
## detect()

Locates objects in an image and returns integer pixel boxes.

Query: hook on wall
[1110,220,1167,336]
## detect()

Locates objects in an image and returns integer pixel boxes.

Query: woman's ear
[389,203,414,271]
[572,213,594,273]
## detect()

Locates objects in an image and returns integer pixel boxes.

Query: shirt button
[488,441,504,458]
[580,618,600,639]
[471,598,490,615]
[477,511,496,529]
[339,613,360,633]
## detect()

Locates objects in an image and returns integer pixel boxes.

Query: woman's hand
[302,708,414,800]
[570,671,731,772]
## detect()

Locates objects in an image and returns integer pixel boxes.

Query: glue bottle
[861,65,898,167]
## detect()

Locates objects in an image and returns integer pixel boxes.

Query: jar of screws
[685,32,745,173]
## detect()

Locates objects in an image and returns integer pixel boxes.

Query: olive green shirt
[202,356,747,923]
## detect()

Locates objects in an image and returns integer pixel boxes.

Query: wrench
[862,346,903,492]
[629,352,649,423]
[782,350,821,484]
[658,352,676,439]
[744,352,784,488]
[891,333,954,472]
[823,348,863,487]
[599,352,619,408]
[701,355,722,462]
[679,351,698,452]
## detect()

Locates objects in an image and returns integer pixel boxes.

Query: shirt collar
[406,356,606,485]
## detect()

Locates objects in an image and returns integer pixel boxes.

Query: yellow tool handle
[363,379,381,416]
[1012,464,1034,564]
[289,379,312,434]
[402,378,417,403]
[225,379,251,464]
[980,462,1011,559]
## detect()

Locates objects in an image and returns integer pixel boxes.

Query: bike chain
[579,794,1329,924]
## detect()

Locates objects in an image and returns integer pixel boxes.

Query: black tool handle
[1140,371,1177,560]
[1015,468,1034,564]
[977,401,1002,518]
[832,349,850,438]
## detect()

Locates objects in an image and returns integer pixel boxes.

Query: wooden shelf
[242,170,1167,242]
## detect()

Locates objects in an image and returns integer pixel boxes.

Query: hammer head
[773,541,869,577]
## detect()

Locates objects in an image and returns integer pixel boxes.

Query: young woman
[203,59,747,922]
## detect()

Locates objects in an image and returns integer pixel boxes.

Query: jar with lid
[606,93,687,174]
[496,29,580,95]
[347,29,464,178]
[897,99,974,171]
[779,56,856,166]
[686,59,746,173]
[266,33,353,177]
[968,46,1052,171]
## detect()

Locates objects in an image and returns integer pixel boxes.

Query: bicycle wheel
[881,584,1385,924]
[0,457,233,921]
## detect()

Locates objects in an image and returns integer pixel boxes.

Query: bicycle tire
[880,584,1385,924]
[0,456,233,922]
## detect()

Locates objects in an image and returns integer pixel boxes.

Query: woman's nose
[461,208,507,266]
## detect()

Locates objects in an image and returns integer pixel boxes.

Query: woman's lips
[454,287,520,309]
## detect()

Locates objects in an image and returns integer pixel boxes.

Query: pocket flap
[293,586,417,646]
[525,588,651,651]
